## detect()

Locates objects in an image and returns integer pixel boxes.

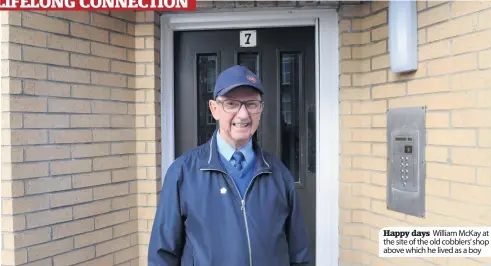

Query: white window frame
[159,8,340,266]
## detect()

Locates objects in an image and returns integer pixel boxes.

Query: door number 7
[240,30,257,47]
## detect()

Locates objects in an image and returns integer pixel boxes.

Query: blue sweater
[219,153,256,197]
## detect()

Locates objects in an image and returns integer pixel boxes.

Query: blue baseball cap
[213,65,264,99]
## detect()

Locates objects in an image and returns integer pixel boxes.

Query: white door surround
[159,8,340,266]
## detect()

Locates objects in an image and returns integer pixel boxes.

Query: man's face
[209,86,263,149]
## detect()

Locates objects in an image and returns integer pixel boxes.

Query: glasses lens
[221,100,263,113]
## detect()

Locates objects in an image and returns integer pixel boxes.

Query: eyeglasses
[216,99,264,114]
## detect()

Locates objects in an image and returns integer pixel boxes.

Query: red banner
[0,0,196,10]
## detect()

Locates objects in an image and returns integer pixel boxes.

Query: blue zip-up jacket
[148,131,311,266]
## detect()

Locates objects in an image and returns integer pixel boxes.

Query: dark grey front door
[174,27,317,264]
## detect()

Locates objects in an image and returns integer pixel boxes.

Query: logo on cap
[247,75,256,83]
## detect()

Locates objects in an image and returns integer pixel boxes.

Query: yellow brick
[10,130,49,145]
[340,75,351,87]
[427,53,477,76]
[341,115,371,128]
[341,142,371,155]
[1,249,27,265]
[23,12,69,34]
[71,143,110,158]
[2,181,24,197]
[5,227,51,249]
[452,148,491,167]
[4,26,46,47]
[111,61,136,75]
[7,61,47,79]
[72,171,112,188]
[47,11,90,23]
[91,42,126,60]
[48,66,91,84]
[2,215,26,232]
[25,176,71,195]
[451,1,491,18]
[352,40,386,59]
[135,24,156,37]
[2,43,21,60]
[352,157,386,171]
[71,22,109,43]
[91,71,127,87]
[51,189,93,208]
[418,40,450,61]
[73,200,112,220]
[478,9,491,30]
[452,109,491,127]
[352,70,387,86]
[352,11,386,31]
[92,129,135,142]
[407,76,449,95]
[28,238,73,261]
[389,91,476,110]
[371,115,386,128]
[75,254,113,266]
[478,90,491,107]
[371,25,387,41]
[479,49,491,69]
[371,54,389,70]
[452,30,491,55]
[6,95,47,112]
[50,159,92,176]
[427,14,478,42]
[341,32,370,45]
[112,168,137,183]
[428,129,476,146]
[23,80,70,97]
[426,112,449,128]
[71,85,111,100]
[5,194,50,215]
[477,167,491,186]
[371,143,386,157]
[128,76,158,89]
[341,59,370,73]
[93,156,129,171]
[451,183,491,204]
[48,98,91,114]
[47,34,90,54]
[23,46,69,66]
[93,183,129,200]
[111,115,136,128]
[2,147,23,163]
[479,129,491,147]
[50,130,92,144]
[426,146,448,163]
[112,194,138,210]
[111,88,134,102]
[418,3,450,28]
[371,83,405,99]
[92,13,126,33]
[71,114,110,128]
[110,32,134,48]
[71,54,110,71]
[341,3,371,17]
[134,50,157,63]
[95,210,130,230]
[7,162,49,180]
[418,28,427,45]
[451,69,491,91]
[53,246,95,266]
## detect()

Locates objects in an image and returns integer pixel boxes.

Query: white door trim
[159,8,340,266]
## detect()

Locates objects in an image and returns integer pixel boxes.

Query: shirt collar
[216,130,254,163]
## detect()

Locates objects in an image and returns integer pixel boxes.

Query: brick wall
[0,11,161,266]
[339,1,491,265]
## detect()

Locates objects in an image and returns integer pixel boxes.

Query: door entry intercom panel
[387,106,426,217]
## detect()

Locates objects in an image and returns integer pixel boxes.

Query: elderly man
[148,65,311,266]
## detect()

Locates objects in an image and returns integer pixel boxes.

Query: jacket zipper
[202,168,270,266]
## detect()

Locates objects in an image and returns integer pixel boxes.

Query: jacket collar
[199,130,272,175]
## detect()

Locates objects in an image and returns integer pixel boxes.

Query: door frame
[159,8,340,266]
